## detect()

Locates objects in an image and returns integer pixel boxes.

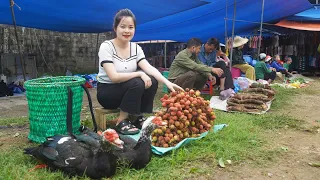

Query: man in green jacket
[168,38,223,90]
[255,53,276,84]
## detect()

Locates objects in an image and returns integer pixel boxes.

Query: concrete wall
[0,25,114,80]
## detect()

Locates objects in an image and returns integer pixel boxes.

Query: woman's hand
[165,81,184,92]
[140,72,152,89]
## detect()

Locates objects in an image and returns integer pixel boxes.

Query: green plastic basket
[162,71,169,93]
[24,76,86,143]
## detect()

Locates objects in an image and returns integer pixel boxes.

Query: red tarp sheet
[275,20,320,31]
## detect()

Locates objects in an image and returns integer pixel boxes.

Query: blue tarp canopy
[0,0,312,42]
[0,0,207,32]
[133,0,312,42]
[286,5,320,21]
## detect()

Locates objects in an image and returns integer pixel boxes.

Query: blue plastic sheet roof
[286,5,320,21]
[0,0,207,33]
[133,0,312,42]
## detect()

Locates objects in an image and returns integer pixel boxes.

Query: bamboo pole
[257,0,265,55]
[229,0,237,70]
[9,0,26,81]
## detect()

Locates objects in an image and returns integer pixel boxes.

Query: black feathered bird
[24,129,123,179]
[112,116,166,169]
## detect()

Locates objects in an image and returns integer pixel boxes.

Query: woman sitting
[97,9,182,135]
[255,53,276,84]
[230,36,256,80]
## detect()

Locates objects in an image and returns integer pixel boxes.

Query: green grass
[0,83,315,180]
[0,116,29,126]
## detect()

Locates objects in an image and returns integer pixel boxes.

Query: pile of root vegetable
[227,83,276,113]
[151,89,216,148]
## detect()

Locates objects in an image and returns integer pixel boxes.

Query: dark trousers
[279,69,291,77]
[97,76,158,115]
[264,71,276,81]
[213,61,235,90]
[170,71,207,90]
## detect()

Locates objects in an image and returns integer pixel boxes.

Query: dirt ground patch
[0,125,30,151]
[278,80,320,126]
[0,95,29,118]
[213,129,320,180]
[212,79,320,180]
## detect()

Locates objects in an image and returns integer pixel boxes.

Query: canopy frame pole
[257,0,265,55]
[9,0,26,81]
[225,0,228,51]
[224,18,277,26]
[229,0,237,70]
[94,33,100,68]
[164,40,167,69]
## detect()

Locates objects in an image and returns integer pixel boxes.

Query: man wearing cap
[230,36,256,80]
[255,53,276,84]
[198,38,234,91]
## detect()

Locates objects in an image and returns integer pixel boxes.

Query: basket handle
[81,84,98,133]
[66,86,75,138]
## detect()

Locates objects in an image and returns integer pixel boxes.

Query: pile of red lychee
[151,89,216,148]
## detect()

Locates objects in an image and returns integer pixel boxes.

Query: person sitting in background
[168,38,223,90]
[255,53,276,84]
[274,54,284,66]
[198,38,234,91]
[265,55,273,69]
[230,36,256,80]
[217,44,230,65]
[270,55,292,78]
[283,56,296,74]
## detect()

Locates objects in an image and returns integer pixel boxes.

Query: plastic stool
[201,80,213,96]
[231,67,242,79]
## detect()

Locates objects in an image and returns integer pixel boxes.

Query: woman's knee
[247,65,254,71]
[215,61,227,69]
[185,71,200,78]
[130,77,145,90]
[176,71,198,82]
